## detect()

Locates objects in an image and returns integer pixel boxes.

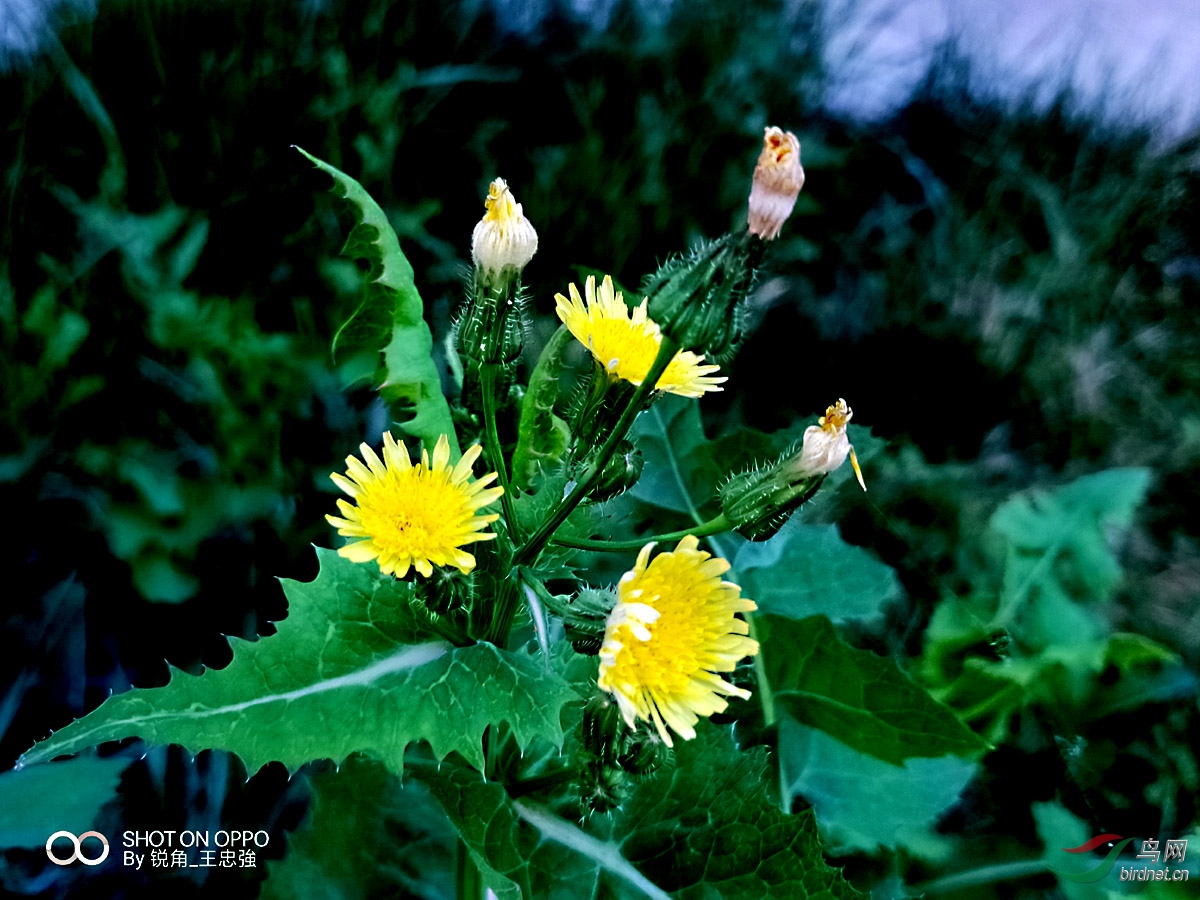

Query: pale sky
[4,0,1199,138]
[821,0,1200,137]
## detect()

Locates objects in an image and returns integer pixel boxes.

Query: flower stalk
[513,336,680,569]
[317,127,841,774]
[551,514,732,552]
[478,316,521,541]
[460,178,539,542]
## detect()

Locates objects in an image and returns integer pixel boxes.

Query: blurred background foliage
[2,0,1198,896]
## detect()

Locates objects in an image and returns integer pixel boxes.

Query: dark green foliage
[760,615,986,766]
[3,0,1199,898]
[424,727,866,900]
[733,520,900,622]
[22,549,578,775]
[0,757,128,849]
[263,756,455,900]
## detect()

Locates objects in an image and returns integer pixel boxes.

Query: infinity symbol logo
[45,831,110,866]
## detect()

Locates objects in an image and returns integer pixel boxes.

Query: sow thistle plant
[20,129,988,899]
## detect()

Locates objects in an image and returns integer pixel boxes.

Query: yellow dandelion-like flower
[597,535,759,747]
[555,275,726,398]
[326,433,504,579]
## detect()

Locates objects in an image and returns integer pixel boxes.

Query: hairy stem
[480,363,521,542]
[550,514,733,552]
[513,338,680,568]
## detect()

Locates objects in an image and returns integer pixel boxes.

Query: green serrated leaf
[629,395,721,517]
[425,726,864,900]
[21,549,577,775]
[295,146,459,458]
[263,756,454,900]
[420,760,611,900]
[991,468,1151,647]
[613,726,866,899]
[779,717,976,855]
[733,519,900,622]
[0,757,129,849]
[762,615,986,766]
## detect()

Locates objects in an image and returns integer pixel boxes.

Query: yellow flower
[784,398,866,490]
[554,275,726,398]
[471,177,538,287]
[326,433,504,579]
[747,126,805,241]
[597,535,759,746]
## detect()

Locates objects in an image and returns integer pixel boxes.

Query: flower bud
[471,177,538,289]
[720,399,865,540]
[642,233,756,361]
[414,567,475,616]
[578,692,668,814]
[589,440,644,502]
[454,294,525,369]
[561,587,618,655]
[747,126,804,241]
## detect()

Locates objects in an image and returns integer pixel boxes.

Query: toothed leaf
[424,727,866,900]
[296,146,459,457]
[22,549,578,775]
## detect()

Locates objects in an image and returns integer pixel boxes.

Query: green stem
[455,839,483,900]
[506,765,577,799]
[551,514,732,552]
[746,614,776,727]
[482,573,520,647]
[915,860,1049,894]
[513,338,681,569]
[700,528,776,737]
[480,363,521,541]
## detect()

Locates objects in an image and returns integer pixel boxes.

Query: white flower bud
[784,399,866,489]
[471,177,538,288]
[747,126,805,241]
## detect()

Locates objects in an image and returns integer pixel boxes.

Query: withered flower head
[747,126,805,241]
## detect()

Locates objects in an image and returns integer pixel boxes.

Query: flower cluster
[323,126,861,754]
